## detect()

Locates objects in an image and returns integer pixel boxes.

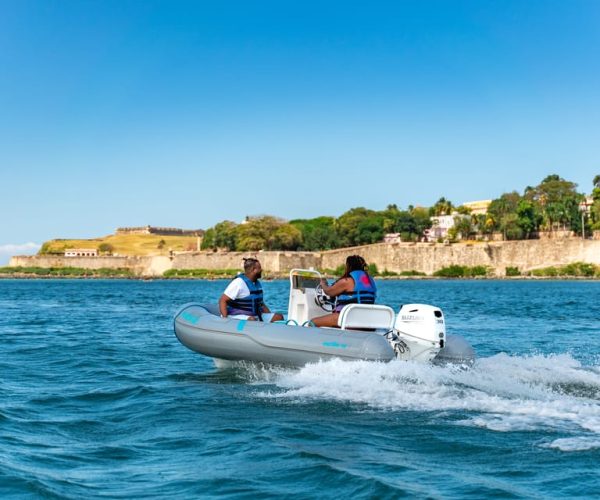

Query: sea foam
[253,353,600,449]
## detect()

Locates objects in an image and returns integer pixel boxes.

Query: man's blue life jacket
[227,274,264,319]
[335,270,377,312]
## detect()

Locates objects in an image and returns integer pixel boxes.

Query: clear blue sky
[1,0,599,261]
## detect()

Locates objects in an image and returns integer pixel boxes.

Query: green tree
[200,228,215,250]
[377,205,432,242]
[516,199,542,238]
[201,220,242,250]
[472,213,492,237]
[98,243,114,255]
[502,213,524,240]
[356,217,385,245]
[290,216,338,250]
[430,197,454,216]
[381,204,401,233]
[411,207,433,239]
[488,191,521,240]
[449,215,473,240]
[235,216,302,251]
[590,175,600,229]
[237,216,277,251]
[528,175,582,232]
[270,224,302,250]
[336,207,384,247]
[213,221,238,250]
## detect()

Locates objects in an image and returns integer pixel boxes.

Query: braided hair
[341,255,369,279]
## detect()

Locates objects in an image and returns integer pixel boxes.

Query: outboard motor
[394,304,446,362]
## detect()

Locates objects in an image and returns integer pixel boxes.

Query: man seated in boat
[311,255,378,327]
[218,258,284,322]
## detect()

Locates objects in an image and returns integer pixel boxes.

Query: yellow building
[461,200,492,215]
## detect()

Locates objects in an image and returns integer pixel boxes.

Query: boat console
[287,269,326,325]
[287,269,450,362]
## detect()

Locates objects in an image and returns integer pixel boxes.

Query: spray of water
[241,353,600,451]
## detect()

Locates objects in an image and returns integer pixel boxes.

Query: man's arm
[219,294,230,317]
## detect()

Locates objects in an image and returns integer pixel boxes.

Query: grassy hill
[40,233,201,257]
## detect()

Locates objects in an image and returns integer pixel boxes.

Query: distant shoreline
[2,274,599,282]
[10,239,600,280]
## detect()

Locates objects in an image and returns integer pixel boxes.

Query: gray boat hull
[434,333,476,366]
[174,303,395,366]
[174,303,475,367]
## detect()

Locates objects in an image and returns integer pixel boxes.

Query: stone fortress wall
[171,251,321,273]
[9,255,157,275]
[321,239,600,275]
[10,239,600,277]
[116,225,204,236]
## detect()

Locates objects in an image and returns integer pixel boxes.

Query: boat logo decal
[181,311,199,324]
[237,319,247,332]
[401,314,424,321]
[322,341,348,349]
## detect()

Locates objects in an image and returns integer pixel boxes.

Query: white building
[383,233,401,244]
[580,195,594,214]
[65,248,98,257]
[424,215,456,241]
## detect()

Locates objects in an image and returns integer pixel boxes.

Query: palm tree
[431,197,454,216]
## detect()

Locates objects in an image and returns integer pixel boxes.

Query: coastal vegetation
[5,262,599,280]
[0,266,135,277]
[398,270,427,277]
[163,268,239,278]
[159,263,600,279]
[201,206,433,252]
[36,175,599,258]
[200,175,600,251]
[433,265,490,278]
[449,175,588,240]
[528,262,600,278]
[161,266,429,279]
[428,262,600,278]
[505,266,521,277]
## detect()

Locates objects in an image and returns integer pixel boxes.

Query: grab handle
[274,319,299,326]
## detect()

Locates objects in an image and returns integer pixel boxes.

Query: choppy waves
[2,279,600,498]
[253,353,600,451]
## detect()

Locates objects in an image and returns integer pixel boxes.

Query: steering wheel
[315,283,336,312]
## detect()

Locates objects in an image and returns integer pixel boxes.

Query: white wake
[252,353,600,451]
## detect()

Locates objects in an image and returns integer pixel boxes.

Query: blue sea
[1,279,600,498]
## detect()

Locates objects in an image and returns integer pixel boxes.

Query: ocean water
[1,279,599,498]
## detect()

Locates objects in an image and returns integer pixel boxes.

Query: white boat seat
[337,304,395,331]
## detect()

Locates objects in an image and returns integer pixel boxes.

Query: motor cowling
[394,304,446,362]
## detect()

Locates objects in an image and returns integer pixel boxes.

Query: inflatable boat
[174,269,475,367]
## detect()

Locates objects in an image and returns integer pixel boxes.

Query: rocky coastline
[5,238,600,280]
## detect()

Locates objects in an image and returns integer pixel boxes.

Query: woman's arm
[321,277,354,298]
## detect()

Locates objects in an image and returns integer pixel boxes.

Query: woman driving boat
[311,255,377,327]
